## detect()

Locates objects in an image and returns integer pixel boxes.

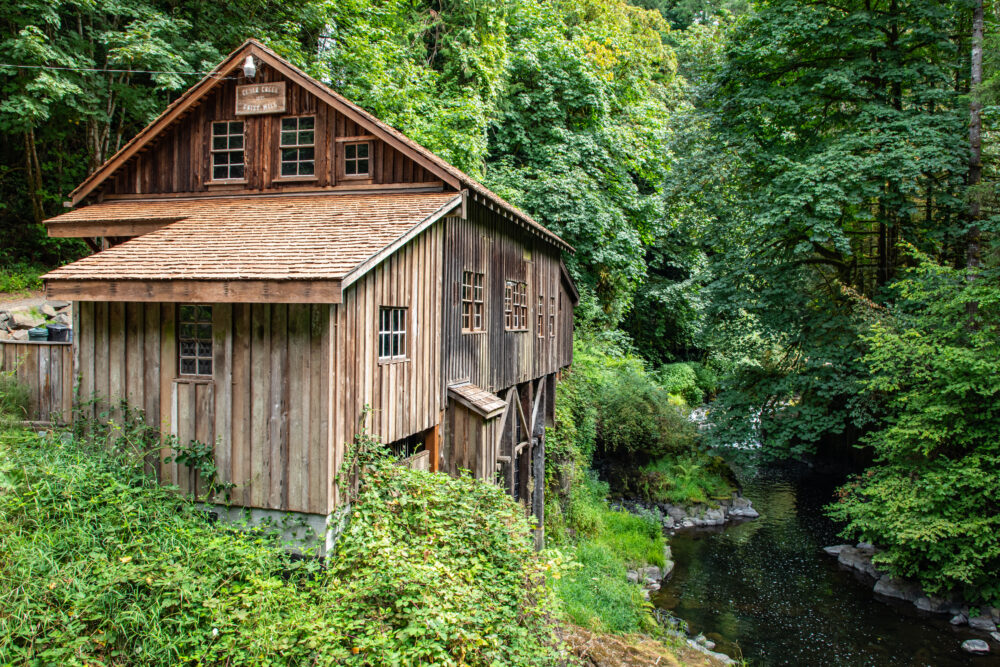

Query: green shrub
[636,455,735,505]
[0,424,566,665]
[0,370,31,425]
[656,362,702,405]
[0,262,45,294]
[827,257,1000,605]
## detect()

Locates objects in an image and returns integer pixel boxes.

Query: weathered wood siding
[442,199,570,394]
[98,62,438,200]
[0,341,74,423]
[328,223,443,511]
[75,301,330,514]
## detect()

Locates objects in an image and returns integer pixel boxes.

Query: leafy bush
[636,455,734,505]
[0,370,30,425]
[656,362,701,405]
[0,262,45,294]
[0,423,566,665]
[827,257,1000,605]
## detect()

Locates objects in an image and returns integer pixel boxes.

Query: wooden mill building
[40,40,576,547]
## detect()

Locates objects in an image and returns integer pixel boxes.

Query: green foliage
[827,257,1000,605]
[0,370,31,425]
[636,455,733,505]
[0,421,566,664]
[0,262,44,294]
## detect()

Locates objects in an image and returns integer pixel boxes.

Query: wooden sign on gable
[235,82,287,115]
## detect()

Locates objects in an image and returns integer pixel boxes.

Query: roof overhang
[448,383,507,420]
[47,218,182,238]
[44,278,343,304]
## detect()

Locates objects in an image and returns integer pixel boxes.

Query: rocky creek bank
[826,542,1000,655]
[614,492,761,532]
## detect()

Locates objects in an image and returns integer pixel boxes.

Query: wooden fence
[0,341,74,424]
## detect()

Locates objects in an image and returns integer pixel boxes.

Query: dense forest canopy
[2,0,999,602]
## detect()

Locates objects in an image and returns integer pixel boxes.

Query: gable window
[462,271,485,333]
[279,116,315,177]
[537,294,545,337]
[549,295,556,337]
[379,307,407,361]
[211,121,245,180]
[179,305,213,376]
[504,280,528,331]
[344,142,370,177]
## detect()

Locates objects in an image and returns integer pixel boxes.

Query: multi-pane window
[537,294,545,337]
[211,121,245,180]
[549,295,556,337]
[280,116,315,177]
[179,305,213,376]
[344,142,370,176]
[504,280,528,331]
[378,307,407,361]
[462,271,485,333]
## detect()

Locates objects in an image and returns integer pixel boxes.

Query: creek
[653,463,1000,666]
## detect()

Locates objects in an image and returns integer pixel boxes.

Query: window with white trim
[504,280,528,331]
[462,271,485,333]
[378,307,407,361]
[549,295,556,337]
[211,121,244,180]
[537,294,544,337]
[279,116,315,177]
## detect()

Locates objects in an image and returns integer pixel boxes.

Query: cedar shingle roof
[43,193,459,282]
[448,383,507,419]
[64,39,572,254]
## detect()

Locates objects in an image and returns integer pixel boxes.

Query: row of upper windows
[176,274,559,376]
[209,118,370,182]
[463,271,558,338]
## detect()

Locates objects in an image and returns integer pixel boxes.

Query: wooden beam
[96,181,446,202]
[47,220,178,238]
[45,279,343,304]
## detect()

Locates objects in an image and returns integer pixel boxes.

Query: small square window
[279,116,316,177]
[178,304,213,376]
[505,280,529,332]
[344,141,370,177]
[210,121,244,180]
[378,307,407,361]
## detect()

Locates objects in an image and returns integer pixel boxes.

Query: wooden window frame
[342,141,371,180]
[210,121,246,182]
[277,115,317,180]
[178,304,213,376]
[378,306,408,362]
[537,293,545,337]
[549,295,556,337]
[461,270,485,333]
[504,280,528,332]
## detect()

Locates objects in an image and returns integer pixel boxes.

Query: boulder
[40,304,58,318]
[962,639,990,655]
[989,606,1000,622]
[54,312,70,325]
[48,300,70,310]
[824,544,851,557]
[857,542,875,551]
[873,575,922,603]
[704,508,726,526]
[11,329,28,341]
[915,596,959,615]
[991,631,1000,644]
[969,616,998,632]
[665,506,687,521]
[730,505,760,519]
[10,311,43,330]
[951,613,968,626]
[837,546,882,579]
[732,495,752,510]
[642,566,662,581]
[626,570,640,584]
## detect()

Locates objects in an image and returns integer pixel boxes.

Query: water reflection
[654,465,1000,666]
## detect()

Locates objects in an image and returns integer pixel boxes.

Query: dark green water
[654,465,1000,666]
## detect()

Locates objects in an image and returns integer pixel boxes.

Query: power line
[0,63,236,78]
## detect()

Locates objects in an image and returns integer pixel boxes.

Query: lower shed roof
[43,192,461,303]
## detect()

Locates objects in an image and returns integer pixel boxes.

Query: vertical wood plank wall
[75,301,330,514]
[328,223,443,512]
[442,199,570,394]
[102,62,436,200]
[0,342,74,423]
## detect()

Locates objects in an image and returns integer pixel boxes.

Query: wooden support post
[426,417,442,473]
[532,431,545,551]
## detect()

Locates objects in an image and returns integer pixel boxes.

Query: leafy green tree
[828,256,1000,604]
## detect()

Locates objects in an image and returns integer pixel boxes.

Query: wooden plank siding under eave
[46,279,343,304]
[327,222,443,514]
[73,300,331,515]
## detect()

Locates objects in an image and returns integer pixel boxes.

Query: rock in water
[951,613,968,626]
[962,639,990,654]
[990,631,1000,643]
[824,544,851,556]
[873,575,922,603]
[969,616,998,632]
